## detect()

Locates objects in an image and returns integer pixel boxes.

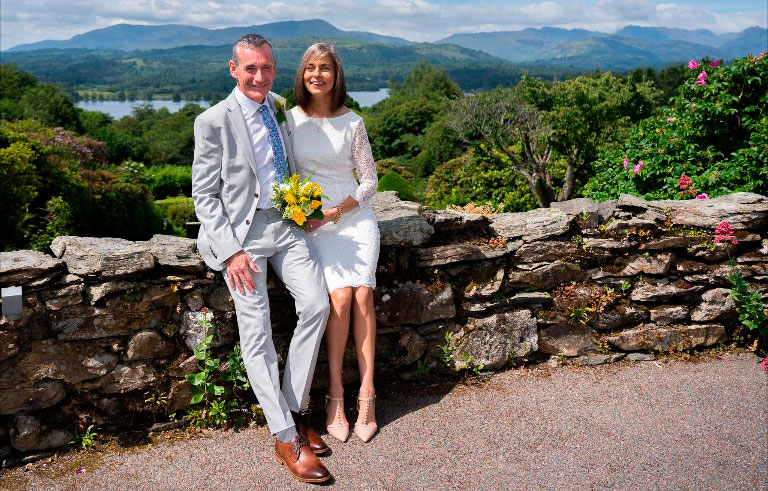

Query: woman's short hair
[294,43,347,111]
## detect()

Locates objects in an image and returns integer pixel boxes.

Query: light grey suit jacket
[192,90,294,271]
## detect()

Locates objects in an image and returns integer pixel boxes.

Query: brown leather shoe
[274,435,332,483]
[294,414,330,455]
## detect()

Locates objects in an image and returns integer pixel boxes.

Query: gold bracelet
[333,206,343,224]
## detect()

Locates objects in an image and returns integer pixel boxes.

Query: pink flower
[708,60,721,67]
[679,174,692,190]
[697,71,707,80]
[714,220,738,245]
[623,156,628,168]
[633,160,643,174]
[695,193,709,199]
[666,117,677,122]
[760,356,768,373]
[694,80,707,86]
[201,307,208,313]
[688,59,699,70]
[75,469,86,475]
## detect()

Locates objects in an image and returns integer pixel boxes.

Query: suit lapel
[225,93,260,178]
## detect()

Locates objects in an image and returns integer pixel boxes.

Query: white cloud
[1,0,765,49]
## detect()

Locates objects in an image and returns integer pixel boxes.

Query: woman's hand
[305,207,337,232]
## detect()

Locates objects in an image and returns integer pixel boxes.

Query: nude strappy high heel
[325,395,349,442]
[353,395,378,442]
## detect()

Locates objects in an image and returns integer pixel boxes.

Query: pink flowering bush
[760,357,768,373]
[714,221,739,245]
[585,54,768,201]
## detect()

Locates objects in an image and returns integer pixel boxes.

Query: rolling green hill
[1,38,574,97]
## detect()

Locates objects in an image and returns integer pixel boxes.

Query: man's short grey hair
[231,34,274,66]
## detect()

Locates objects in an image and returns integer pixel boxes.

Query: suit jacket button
[254,193,258,197]
[246,220,250,225]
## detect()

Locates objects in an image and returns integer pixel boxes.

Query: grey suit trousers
[223,208,330,434]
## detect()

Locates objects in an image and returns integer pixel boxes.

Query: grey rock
[77,362,159,394]
[10,413,72,452]
[414,241,518,267]
[371,192,433,247]
[589,303,649,330]
[597,200,618,223]
[620,253,675,276]
[630,278,704,302]
[40,283,84,310]
[463,266,505,299]
[690,288,737,322]
[180,309,236,350]
[490,208,573,242]
[604,217,659,233]
[0,295,45,332]
[0,250,63,287]
[391,330,428,367]
[461,292,551,313]
[453,310,538,370]
[206,286,234,312]
[538,323,598,356]
[85,280,135,304]
[50,303,169,340]
[144,234,205,272]
[184,290,205,311]
[167,379,194,413]
[0,380,66,415]
[0,326,29,363]
[649,305,689,326]
[583,238,636,251]
[51,236,155,278]
[514,241,581,263]
[664,192,768,230]
[425,210,490,235]
[375,282,455,327]
[627,352,657,361]
[605,324,726,351]
[507,261,586,289]
[576,353,625,366]
[639,237,703,250]
[125,330,176,361]
[0,339,117,387]
[551,198,599,228]
[169,355,199,378]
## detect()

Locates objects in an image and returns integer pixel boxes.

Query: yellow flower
[299,196,309,203]
[311,200,322,209]
[285,193,297,205]
[291,207,306,226]
[290,175,300,186]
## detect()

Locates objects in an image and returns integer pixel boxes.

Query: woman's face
[303,54,335,98]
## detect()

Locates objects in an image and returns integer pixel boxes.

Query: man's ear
[229,60,237,79]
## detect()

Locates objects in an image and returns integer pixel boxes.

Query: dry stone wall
[1,191,766,458]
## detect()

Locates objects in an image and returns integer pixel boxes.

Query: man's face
[229,44,276,103]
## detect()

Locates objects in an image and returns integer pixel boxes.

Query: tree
[449,73,659,207]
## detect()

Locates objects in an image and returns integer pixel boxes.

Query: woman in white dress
[283,43,380,443]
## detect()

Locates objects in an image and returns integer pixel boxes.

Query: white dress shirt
[233,87,285,209]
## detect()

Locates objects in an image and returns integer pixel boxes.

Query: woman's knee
[352,287,375,316]
[330,287,354,313]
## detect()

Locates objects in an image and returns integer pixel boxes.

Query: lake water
[75,89,389,119]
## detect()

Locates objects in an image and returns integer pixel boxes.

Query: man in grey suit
[192,34,332,484]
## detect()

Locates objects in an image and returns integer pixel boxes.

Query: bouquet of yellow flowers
[270,174,326,226]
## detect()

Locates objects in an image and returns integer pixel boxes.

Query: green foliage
[0,120,165,250]
[415,359,430,379]
[437,331,456,367]
[145,165,193,199]
[425,151,536,212]
[377,171,418,202]
[367,96,444,162]
[155,196,196,236]
[0,65,81,131]
[184,310,253,429]
[389,61,463,100]
[70,425,98,449]
[584,54,768,201]
[729,269,767,337]
[410,117,465,177]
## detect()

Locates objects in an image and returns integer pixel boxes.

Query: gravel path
[3,352,767,490]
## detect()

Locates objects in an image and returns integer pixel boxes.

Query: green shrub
[378,171,418,201]
[584,54,768,201]
[155,196,196,236]
[425,151,537,212]
[0,139,39,249]
[146,165,192,199]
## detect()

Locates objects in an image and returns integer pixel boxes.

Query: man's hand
[225,251,260,295]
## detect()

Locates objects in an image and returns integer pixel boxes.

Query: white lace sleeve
[351,120,378,204]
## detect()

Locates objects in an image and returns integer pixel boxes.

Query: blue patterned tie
[258,104,289,184]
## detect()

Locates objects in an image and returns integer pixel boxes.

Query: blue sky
[1,0,766,50]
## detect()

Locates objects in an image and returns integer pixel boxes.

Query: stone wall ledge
[1,191,766,457]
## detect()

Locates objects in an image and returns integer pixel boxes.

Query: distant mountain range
[438,25,767,69]
[6,19,410,52]
[2,20,766,81]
